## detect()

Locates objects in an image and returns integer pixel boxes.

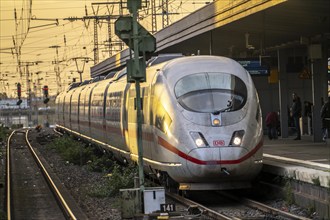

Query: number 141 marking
[160,203,176,212]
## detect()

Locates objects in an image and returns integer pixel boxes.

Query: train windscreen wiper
[212,99,233,115]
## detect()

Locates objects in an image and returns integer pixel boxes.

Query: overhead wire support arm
[0,48,17,55]
[83,15,119,20]
[92,1,124,5]
[64,14,121,64]
[71,57,93,83]
[30,17,59,29]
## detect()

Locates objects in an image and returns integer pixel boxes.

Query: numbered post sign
[160,203,176,212]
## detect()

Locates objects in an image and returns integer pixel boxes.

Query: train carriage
[56,55,263,190]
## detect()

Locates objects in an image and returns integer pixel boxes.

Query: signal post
[115,0,156,215]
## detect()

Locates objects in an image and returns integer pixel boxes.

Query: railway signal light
[114,16,156,56]
[17,83,21,99]
[16,83,22,105]
[115,16,155,83]
[43,85,49,97]
[43,85,49,104]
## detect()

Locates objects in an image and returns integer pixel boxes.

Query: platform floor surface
[263,135,330,167]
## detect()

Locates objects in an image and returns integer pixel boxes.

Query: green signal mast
[115,0,156,213]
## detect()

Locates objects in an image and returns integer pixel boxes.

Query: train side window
[106,91,122,121]
[154,101,172,133]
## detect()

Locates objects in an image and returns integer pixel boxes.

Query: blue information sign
[237,60,270,75]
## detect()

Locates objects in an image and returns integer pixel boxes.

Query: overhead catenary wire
[1,0,208,97]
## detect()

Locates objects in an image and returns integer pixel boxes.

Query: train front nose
[185,146,255,181]
[185,147,222,179]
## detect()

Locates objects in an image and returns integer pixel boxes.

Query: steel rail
[53,127,64,136]
[24,129,77,220]
[166,191,235,220]
[216,191,312,220]
[6,130,16,220]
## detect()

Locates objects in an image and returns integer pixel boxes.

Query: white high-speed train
[56,55,263,190]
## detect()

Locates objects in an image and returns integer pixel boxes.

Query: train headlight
[229,130,245,146]
[190,131,209,147]
[210,114,221,127]
[213,118,220,126]
[233,136,242,145]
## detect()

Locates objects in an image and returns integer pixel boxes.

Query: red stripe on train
[158,136,263,165]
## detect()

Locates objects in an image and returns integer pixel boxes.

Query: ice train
[55,55,263,190]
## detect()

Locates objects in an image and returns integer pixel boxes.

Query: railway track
[6,127,312,219]
[53,127,311,219]
[6,129,82,220]
[166,190,311,220]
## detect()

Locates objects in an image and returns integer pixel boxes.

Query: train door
[63,95,68,128]
[81,85,93,136]
[141,86,151,159]
[103,82,112,143]
[69,93,73,130]
[121,84,131,150]
[88,84,98,137]
[56,94,64,126]
[78,87,88,135]
[126,85,152,160]
[77,92,81,132]
[126,86,138,160]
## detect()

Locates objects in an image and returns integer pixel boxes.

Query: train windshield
[174,72,247,113]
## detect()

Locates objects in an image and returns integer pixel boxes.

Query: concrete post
[278,49,289,138]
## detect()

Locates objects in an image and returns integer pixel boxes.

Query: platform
[262,135,330,218]
[262,135,330,188]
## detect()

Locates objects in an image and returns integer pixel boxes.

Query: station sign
[237,59,270,76]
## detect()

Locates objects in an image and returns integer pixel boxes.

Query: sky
[0,0,208,98]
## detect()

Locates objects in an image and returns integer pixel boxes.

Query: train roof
[66,54,183,91]
[66,55,247,92]
[147,53,183,67]
[160,55,250,85]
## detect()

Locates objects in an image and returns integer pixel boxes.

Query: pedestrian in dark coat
[291,92,302,140]
[320,96,330,141]
[265,111,279,140]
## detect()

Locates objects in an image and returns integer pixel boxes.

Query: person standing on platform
[304,101,312,119]
[291,92,302,140]
[265,111,279,140]
[320,96,330,141]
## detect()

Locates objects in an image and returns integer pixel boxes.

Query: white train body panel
[56,56,263,190]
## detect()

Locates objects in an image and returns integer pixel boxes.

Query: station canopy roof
[91,0,330,78]
[156,0,330,56]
